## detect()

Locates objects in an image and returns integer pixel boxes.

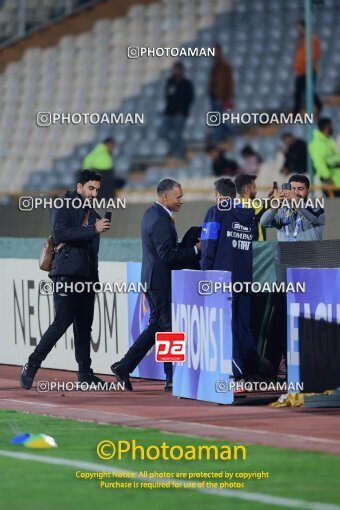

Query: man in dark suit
[111,178,201,391]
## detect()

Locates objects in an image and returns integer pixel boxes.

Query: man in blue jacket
[200,178,263,379]
[112,178,201,391]
[19,170,111,390]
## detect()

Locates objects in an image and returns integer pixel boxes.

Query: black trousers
[29,279,95,372]
[293,72,322,116]
[119,289,172,378]
[232,294,260,377]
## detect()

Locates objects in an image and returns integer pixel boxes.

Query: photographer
[260,174,325,379]
[19,170,110,390]
[260,175,325,241]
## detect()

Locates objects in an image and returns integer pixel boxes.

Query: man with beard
[200,178,270,380]
[260,174,325,241]
[19,170,110,390]
[234,174,271,241]
[260,174,325,377]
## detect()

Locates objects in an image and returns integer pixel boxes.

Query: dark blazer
[141,203,197,290]
[49,190,100,281]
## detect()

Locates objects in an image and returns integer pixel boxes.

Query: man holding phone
[260,175,325,381]
[19,170,111,390]
[260,174,325,241]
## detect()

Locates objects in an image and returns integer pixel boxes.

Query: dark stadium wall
[0,0,156,73]
[1,200,339,240]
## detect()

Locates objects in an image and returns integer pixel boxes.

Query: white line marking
[1,399,340,446]
[0,449,339,510]
[0,399,60,408]
[43,405,340,445]
[165,420,340,446]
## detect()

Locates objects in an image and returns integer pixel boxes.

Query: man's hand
[95,218,110,234]
[195,241,202,252]
[270,190,285,209]
[281,189,296,201]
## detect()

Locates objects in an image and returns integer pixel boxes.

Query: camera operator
[260,174,325,241]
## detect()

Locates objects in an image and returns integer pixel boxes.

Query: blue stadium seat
[12,0,340,194]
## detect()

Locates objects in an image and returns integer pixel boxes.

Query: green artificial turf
[0,410,339,510]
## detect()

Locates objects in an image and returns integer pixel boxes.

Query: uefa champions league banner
[171,270,233,405]
[127,262,165,380]
[287,268,340,388]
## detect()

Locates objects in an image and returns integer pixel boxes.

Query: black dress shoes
[111,362,133,391]
[78,370,105,387]
[19,361,40,390]
[164,376,173,392]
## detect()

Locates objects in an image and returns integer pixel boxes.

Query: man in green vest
[309,118,340,196]
[82,138,115,199]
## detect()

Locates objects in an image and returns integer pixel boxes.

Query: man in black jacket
[19,170,110,390]
[160,62,194,159]
[111,178,200,391]
[281,133,307,175]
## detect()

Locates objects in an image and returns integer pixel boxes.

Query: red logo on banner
[155,332,186,362]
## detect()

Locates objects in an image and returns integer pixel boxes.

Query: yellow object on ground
[24,434,57,449]
[270,390,334,408]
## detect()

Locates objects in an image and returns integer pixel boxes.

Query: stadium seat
[0,0,339,192]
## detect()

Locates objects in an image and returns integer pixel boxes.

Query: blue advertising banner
[172,269,233,405]
[127,262,165,380]
[287,268,340,387]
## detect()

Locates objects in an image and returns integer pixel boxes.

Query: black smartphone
[273,181,278,190]
[282,183,291,190]
[104,211,112,222]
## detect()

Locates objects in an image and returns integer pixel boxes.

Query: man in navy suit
[111,178,201,391]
